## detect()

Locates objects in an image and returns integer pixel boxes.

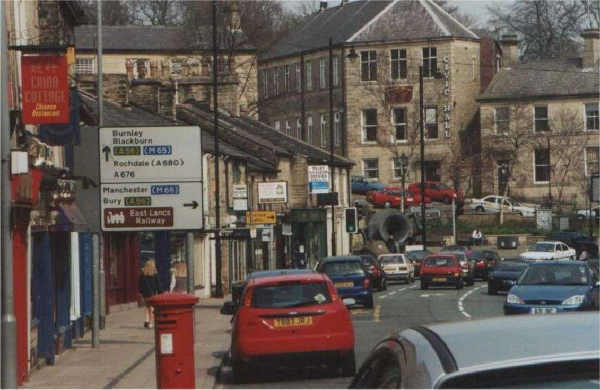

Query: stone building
[477,30,600,210]
[258,0,495,190]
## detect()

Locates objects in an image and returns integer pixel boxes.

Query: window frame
[75,58,94,74]
[262,69,268,99]
[274,120,281,132]
[363,158,379,179]
[285,119,291,135]
[273,67,279,96]
[320,114,327,147]
[296,63,301,92]
[495,107,510,135]
[585,146,600,176]
[422,47,438,79]
[334,111,341,146]
[533,148,551,184]
[391,49,407,80]
[392,157,409,180]
[361,109,378,144]
[392,107,408,142]
[360,50,377,82]
[284,65,290,92]
[307,116,314,144]
[534,105,550,132]
[319,57,326,89]
[425,107,439,140]
[296,118,302,139]
[305,60,312,91]
[585,102,599,131]
[333,55,339,86]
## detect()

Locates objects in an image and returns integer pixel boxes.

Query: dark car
[420,254,465,290]
[468,251,490,280]
[480,249,503,270]
[350,313,599,388]
[487,259,529,295]
[405,250,432,277]
[351,175,385,195]
[316,256,374,308]
[440,245,474,255]
[549,231,599,258]
[504,261,600,314]
[231,269,315,304]
[358,254,387,291]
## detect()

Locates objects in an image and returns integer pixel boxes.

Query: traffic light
[345,207,358,233]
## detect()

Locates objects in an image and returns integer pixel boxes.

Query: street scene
[1,0,599,388]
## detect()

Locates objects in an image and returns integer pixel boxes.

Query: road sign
[101,182,203,231]
[246,211,277,225]
[308,165,329,194]
[99,126,202,184]
[257,181,288,204]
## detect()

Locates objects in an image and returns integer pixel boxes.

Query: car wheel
[420,282,429,290]
[456,278,464,290]
[475,206,484,213]
[232,358,250,383]
[488,284,496,295]
[365,295,374,309]
[340,351,356,377]
[379,278,387,291]
[384,201,391,208]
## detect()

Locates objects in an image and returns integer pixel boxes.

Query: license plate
[273,316,313,327]
[531,308,557,315]
[335,282,354,288]
[384,267,396,272]
[433,277,447,282]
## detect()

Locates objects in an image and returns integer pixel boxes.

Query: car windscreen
[518,264,589,286]
[496,262,529,272]
[467,252,486,261]
[379,256,405,265]
[406,251,430,260]
[252,282,332,309]
[529,243,555,252]
[424,257,455,267]
[322,261,365,276]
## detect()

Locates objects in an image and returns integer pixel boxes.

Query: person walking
[169,261,188,293]
[139,259,163,329]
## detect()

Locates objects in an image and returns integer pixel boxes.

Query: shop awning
[51,204,89,232]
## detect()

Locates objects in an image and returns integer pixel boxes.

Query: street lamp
[399,152,409,213]
[346,47,359,62]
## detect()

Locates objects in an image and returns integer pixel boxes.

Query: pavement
[24,295,231,389]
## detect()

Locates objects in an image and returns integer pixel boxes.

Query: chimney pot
[581,28,599,68]
[500,34,519,68]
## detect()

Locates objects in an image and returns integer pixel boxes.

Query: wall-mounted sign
[21,56,69,124]
[257,181,288,203]
[442,55,451,138]
[308,165,329,194]
[232,184,248,211]
[246,211,277,225]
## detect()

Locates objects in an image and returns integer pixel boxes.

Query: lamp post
[419,66,427,251]
[399,152,409,214]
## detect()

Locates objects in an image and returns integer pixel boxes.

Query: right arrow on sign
[183,201,199,209]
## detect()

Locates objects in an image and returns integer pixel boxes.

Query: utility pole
[213,0,223,297]
[419,66,427,251]
[329,38,336,256]
[1,0,18,386]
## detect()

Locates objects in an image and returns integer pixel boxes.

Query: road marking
[420,293,445,297]
[457,285,485,318]
[379,287,408,299]
[410,285,419,289]
[373,305,381,323]
[389,291,397,295]
[379,294,387,299]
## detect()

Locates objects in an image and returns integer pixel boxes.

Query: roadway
[217,278,507,388]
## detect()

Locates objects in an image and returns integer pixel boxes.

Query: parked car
[408,181,463,204]
[487,259,529,295]
[519,241,577,261]
[420,254,465,290]
[220,272,356,381]
[576,205,600,220]
[480,249,503,270]
[440,244,474,255]
[467,195,539,217]
[549,231,599,258]
[357,254,387,291]
[231,269,316,304]
[468,250,491,280]
[365,188,431,209]
[405,250,432,277]
[504,261,600,314]
[448,251,475,286]
[377,254,414,283]
[316,256,374,308]
[350,313,600,388]
[351,175,385,195]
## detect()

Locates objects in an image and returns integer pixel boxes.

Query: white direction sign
[101,182,203,231]
[99,126,202,183]
[99,126,203,231]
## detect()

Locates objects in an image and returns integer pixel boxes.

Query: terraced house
[258,0,495,190]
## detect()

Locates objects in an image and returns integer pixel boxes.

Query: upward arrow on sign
[102,146,111,162]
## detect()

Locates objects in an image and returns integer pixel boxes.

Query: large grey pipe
[367,210,412,243]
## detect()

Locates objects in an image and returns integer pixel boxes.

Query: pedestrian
[579,247,589,261]
[139,259,163,329]
[472,228,483,246]
[169,261,187,293]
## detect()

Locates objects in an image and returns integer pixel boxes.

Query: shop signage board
[21,56,70,124]
[232,184,248,211]
[257,181,288,204]
[99,126,203,231]
[308,165,330,194]
[246,211,277,225]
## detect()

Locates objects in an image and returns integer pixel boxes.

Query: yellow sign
[246,211,277,225]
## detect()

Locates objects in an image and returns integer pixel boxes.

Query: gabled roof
[261,0,478,61]
[74,25,256,52]
[478,58,600,102]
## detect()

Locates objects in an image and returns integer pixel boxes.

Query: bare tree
[80,0,134,25]
[130,0,184,26]
[433,0,479,28]
[486,0,599,60]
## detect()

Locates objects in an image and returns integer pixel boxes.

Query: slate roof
[74,25,256,52]
[478,58,600,102]
[261,0,478,61]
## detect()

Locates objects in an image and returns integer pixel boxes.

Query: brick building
[258,0,496,190]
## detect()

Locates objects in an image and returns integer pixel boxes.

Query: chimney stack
[500,34,519,68]
[581,28,599,69]
[319,1,328,11]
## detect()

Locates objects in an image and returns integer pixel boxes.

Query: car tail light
[373,267,380,276]
[243,290,252,307]
[454,272,459,277]
[362,277,371,289]
[399,266,407,270]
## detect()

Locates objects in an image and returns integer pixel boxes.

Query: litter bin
[497,236,519,249]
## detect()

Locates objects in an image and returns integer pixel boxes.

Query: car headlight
[507,294,524,304]
[562,295,585,305]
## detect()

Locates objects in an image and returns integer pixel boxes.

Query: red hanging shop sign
[21,55,69,124]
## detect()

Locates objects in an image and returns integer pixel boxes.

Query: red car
[420,254,465,290]
[408,181,464,204]
[366,188,431,208]
[221,273,355,381]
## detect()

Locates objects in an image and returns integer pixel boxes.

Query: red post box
[147,292,199,389]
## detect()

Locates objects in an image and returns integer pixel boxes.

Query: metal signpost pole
[186,232,195,294]
[329,38,336,256]
[0,1,17,386]
[452,198,457,245]
[213,0,223,297]
[419,66,427,251]
[94,0,103,344]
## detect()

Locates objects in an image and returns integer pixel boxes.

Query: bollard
[147,292,199,389]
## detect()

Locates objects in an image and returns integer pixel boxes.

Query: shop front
[290,209,327,270]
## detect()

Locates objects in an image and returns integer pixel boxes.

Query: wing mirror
[220,301,239,315]
[343,298,356,307]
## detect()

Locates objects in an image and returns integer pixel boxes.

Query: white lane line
[458,285,485,318]
[389,291,397,295]
[410,285,419,289]
[380,286,409,299]
[379,295,387,299]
